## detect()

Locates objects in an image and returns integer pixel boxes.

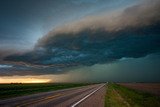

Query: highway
[0,84,106,107]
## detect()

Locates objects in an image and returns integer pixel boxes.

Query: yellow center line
[16,93,63,107]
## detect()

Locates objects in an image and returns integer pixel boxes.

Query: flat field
[105,83,160,107]
[0,83,90,99]
[119,83,160,96]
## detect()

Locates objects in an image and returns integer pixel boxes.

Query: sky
[0,0,160,83]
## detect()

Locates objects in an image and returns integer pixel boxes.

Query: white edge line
[71,84,105,107]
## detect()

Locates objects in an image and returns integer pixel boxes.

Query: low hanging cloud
[60,54,160,83]
[3,0,160,74]
[0,62,70,76]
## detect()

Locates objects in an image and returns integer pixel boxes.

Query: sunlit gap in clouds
[0,75,51,83]
[0,74,71,83]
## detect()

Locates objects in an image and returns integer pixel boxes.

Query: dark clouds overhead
[4,0,160,66]
[1,0,160,79]
[5,25,160,66]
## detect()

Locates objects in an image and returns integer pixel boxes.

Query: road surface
[0,84,106,107]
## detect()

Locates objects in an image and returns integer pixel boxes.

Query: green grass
[105,83,160,107]
[105,83,130,107]
[0,83,90,99]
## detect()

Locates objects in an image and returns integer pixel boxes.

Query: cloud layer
[3,0,160,76]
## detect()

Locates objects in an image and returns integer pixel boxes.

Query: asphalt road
[0,84,106,107]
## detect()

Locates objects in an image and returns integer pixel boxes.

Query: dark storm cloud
[4,27,160,67]
[0,49,23,61]
[3,0,160,70]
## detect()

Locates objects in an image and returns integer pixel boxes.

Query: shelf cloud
[2,0,160,77]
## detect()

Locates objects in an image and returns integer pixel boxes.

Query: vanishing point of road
[0,84,106,107]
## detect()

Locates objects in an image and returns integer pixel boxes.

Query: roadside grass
[0,83,90,100]
[105,83,130,107]
[105,83,160,107]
